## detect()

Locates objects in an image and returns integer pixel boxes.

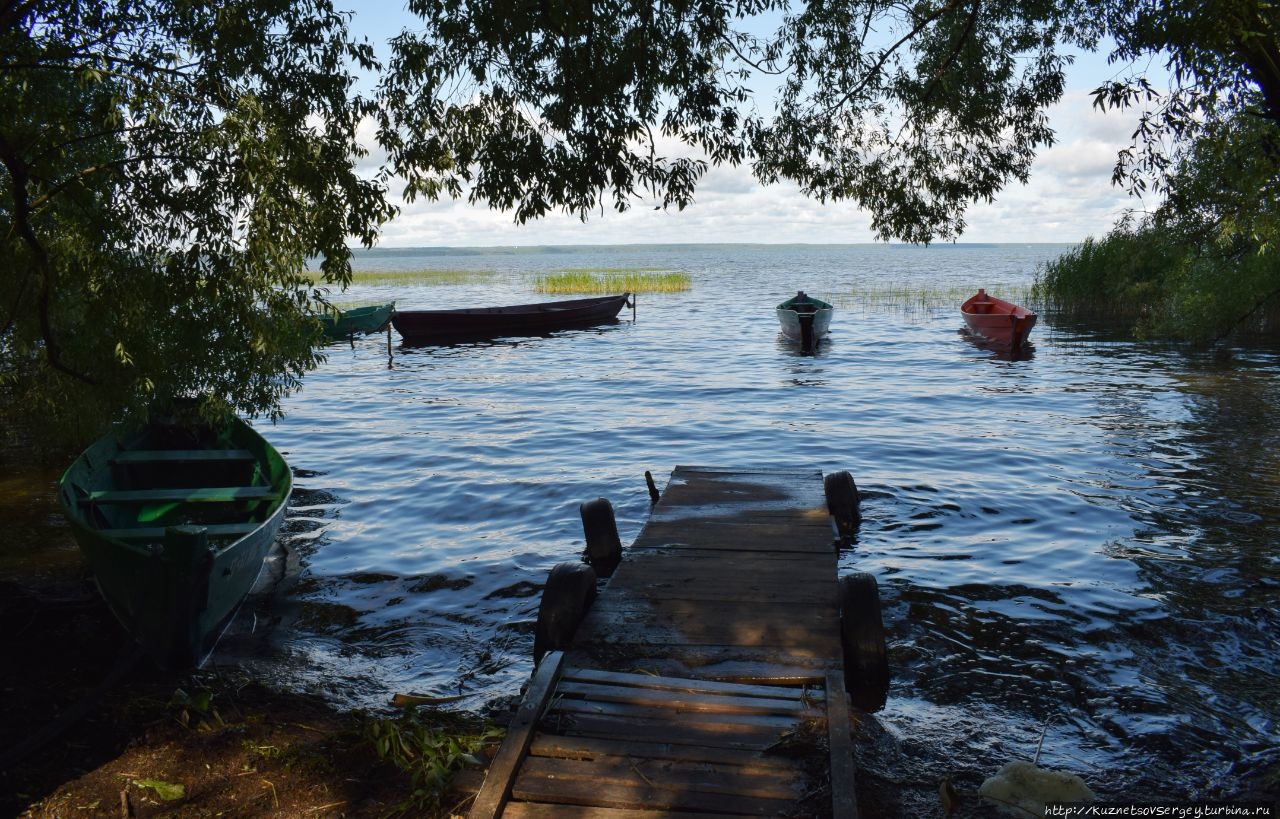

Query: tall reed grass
[535,269,692,294]
[833,283,1037,312]
[1030,230,1176,324]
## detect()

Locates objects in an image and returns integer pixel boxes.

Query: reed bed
[832,283,1037,312]
[535,269,692,294]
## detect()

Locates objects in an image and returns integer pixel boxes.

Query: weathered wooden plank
[500,803,757,819]
[609,550,836,576]
[512,756,801,814]
[595,583,831,607]
[561,667,818,702]
[547,697,804,729]
[580,595,838,622]
[518,754,805,799]
[599,562,837,604]
[606,548,834,570]
[545,711,794,750]
[652,467,826,508]
[528,734,806,775]
[575,599,838,651]
[563,644,838,680]
[648,498,825,514]
[631,520,835,552]
[553,681,820,718]
[468,652,565,819]
[826,670,859,819]
[577,595,837,633]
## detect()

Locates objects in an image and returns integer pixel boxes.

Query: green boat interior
[64,424,284,543]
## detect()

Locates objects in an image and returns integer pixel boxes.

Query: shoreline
[0,576,491,819]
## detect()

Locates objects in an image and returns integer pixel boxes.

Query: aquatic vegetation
[1032,218,1280,341]
[836,283,1037,312]
[535,269,691,293]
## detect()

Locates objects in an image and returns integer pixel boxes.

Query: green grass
[535,269,692,294]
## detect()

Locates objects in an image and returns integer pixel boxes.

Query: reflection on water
[3,244,1277,804]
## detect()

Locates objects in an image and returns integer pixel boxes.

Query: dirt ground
[0,577,491,819]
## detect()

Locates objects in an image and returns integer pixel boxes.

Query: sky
[350,5,1163,247]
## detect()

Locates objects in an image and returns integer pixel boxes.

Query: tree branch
[1214,282,1280,344]
[0,134,98,384]
[826,0,967,116]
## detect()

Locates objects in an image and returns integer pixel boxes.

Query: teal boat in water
[776,290,833,350]
[315,301,396,342]
[57,414,292,669]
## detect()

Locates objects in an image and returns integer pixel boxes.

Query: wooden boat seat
[110,449,256,464]
[99,522,263,540]
[83,486,279,504]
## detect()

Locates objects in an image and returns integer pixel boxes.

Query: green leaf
[133,779,186,802]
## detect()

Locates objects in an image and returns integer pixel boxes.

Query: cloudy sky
[353,7,1161,247]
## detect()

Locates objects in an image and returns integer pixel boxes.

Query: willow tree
[1,0,393,448]
[377,0,1113,243]
[378,0,1279,240]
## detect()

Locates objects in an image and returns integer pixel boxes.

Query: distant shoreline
[346,240,1079,253]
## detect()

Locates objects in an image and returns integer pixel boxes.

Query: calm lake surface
[9,243,1279,804]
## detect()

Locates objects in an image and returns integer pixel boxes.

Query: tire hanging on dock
[533,561,598,663]
[824,470,862,540]
[579,497,622,577]
[839,571,889,711]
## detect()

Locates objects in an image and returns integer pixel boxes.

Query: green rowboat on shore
[57,413,292,669]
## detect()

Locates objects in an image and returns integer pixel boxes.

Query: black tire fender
[825,471,861,539]
[533,562,598,663]
[840,571,889,712]
[580,497,622,577]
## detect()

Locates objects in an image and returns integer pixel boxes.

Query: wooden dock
[468,466,872,818]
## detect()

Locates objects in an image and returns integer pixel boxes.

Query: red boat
[961,289,1037,350]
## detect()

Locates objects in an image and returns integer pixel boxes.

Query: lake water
[10,243,1279,807]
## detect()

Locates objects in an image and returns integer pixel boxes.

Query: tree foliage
[1093,0,1280,197]
[1,0,393,449]
[378,0,1110,243]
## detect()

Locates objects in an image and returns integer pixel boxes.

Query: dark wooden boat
[961,289,1037,350]
[57,414,292,669]
[316,301,395,341]
[391,293,631,344]
[776,291,834,350]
